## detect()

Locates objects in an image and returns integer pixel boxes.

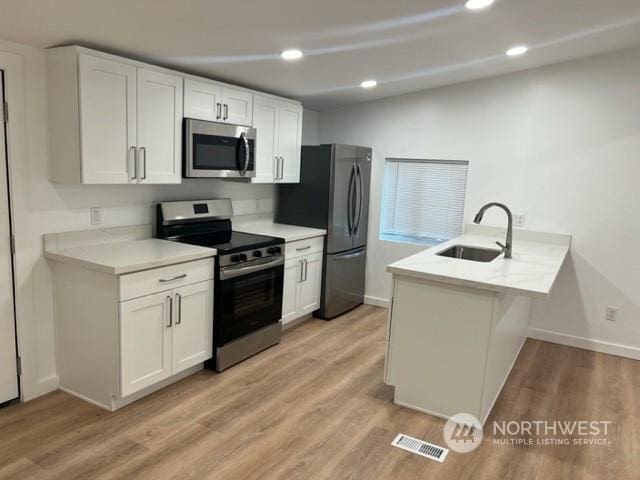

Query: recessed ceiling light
[281,49,303,61]
[465,0,494,10]
[360,79,377,89]
[506,45,528,57]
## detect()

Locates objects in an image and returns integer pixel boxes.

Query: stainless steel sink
[436,245,502,263]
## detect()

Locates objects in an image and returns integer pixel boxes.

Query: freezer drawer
[318,247,366,319]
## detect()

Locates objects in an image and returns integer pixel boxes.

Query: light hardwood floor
[0,305,638,479]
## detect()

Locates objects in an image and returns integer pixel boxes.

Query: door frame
[0,47,44,402]
[0,68,20,404]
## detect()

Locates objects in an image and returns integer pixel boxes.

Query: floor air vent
[391,434,449,463]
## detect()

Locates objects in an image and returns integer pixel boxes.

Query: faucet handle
[495,241,507,252]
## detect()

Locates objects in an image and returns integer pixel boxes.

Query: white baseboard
[364,295,390,308]
[528,327,640,361]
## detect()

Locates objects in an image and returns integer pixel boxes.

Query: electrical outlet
[513,214,526,228]
[605,306,619,322]
[90,207,102,226]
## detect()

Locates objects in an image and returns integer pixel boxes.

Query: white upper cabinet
[47,47,182,184]
[252,95,303,184]
[77,55,137,184]
[277,101,303,183]
[252,95,279,183]
[137,68,183,184]
[184,78,253,126]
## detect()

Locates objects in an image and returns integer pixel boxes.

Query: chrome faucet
[473,202,513,259]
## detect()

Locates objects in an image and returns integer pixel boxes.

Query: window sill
[379,234,448,247]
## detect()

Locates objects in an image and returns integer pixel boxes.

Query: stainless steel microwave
[184,118,256,178]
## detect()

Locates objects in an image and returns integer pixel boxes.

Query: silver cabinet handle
[296,245,311,251]
[303,259,308,281]
[139,147,147,180]
[129,146,137,181]
[273,156,278,181]
[223,104,229,121]
[298,259,304,283]
[175,293,182,325]
[279,156,285,180]
[216,102,222,120]
[166,295,173,327]
[159,273,187,283]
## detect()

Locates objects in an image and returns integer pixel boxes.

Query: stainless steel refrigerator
[276,144,371,319]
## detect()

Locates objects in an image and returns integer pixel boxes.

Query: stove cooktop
[174,230,283,255]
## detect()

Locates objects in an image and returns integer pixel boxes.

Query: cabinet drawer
[285,236,324,259]
[119,258,214,301]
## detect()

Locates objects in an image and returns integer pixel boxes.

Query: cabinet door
[137,68,183,184]
[221,87,253,126]
[120,292,173,397]
[252,95,279,183]
[78,54,137,184]
[277,101,303,183]
[282,258,301,325]
[172,280,214,373]
[184,79,222,121]
[297,252,323,316]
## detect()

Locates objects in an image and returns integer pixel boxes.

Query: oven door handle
[220,256,284,280]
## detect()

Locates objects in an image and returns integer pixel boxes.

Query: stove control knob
[253,250,263,258]
[230,254,241,263]
[267,246,281,255]
[238,254,248,262]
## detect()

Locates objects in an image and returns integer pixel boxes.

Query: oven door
[216,257,284,345]
[184,118,256,178]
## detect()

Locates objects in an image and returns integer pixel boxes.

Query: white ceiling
[2,0,640,110]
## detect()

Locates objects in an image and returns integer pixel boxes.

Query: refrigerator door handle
[354,162,364,235]
[347,164,356,236]
[333,247,366,260]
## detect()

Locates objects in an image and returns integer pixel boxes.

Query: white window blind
[380,158,469,245]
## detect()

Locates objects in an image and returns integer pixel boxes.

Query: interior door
[172,280,213,374]
[326,144,357,254]
[277,101,302,183]
[78,54,137,184]
[137,67,183,184]
[0,73,19,404]
[352,147,372,249]
[119,291,173,397]
[252,95,279,183]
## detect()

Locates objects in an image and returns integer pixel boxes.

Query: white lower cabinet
[281,237,324,326]
[120,280,213,397]
[52,257,214,410]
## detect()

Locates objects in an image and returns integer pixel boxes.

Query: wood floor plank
[0,306,637,480]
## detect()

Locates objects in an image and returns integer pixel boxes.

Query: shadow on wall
[531,252,640,345]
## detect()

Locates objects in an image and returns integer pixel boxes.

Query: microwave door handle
[238,132,249,176]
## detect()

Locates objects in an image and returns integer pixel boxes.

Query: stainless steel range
[156,199,284,371]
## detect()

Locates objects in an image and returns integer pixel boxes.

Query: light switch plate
[90,207,102,226]
[513,214,526,228]
[605,306,619,322]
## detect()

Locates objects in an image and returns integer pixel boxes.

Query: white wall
[301,108,319,145]
[318,46,640,356]
[0,37,278,400]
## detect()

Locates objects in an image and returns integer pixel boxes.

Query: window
[380,158,469,245]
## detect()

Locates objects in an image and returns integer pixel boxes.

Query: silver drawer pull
[296,246,311,251]
[159,273,187,283]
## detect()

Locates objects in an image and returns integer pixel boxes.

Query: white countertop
[45,238,217,275]
[233,220,326,242]
[386,226,571,299]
